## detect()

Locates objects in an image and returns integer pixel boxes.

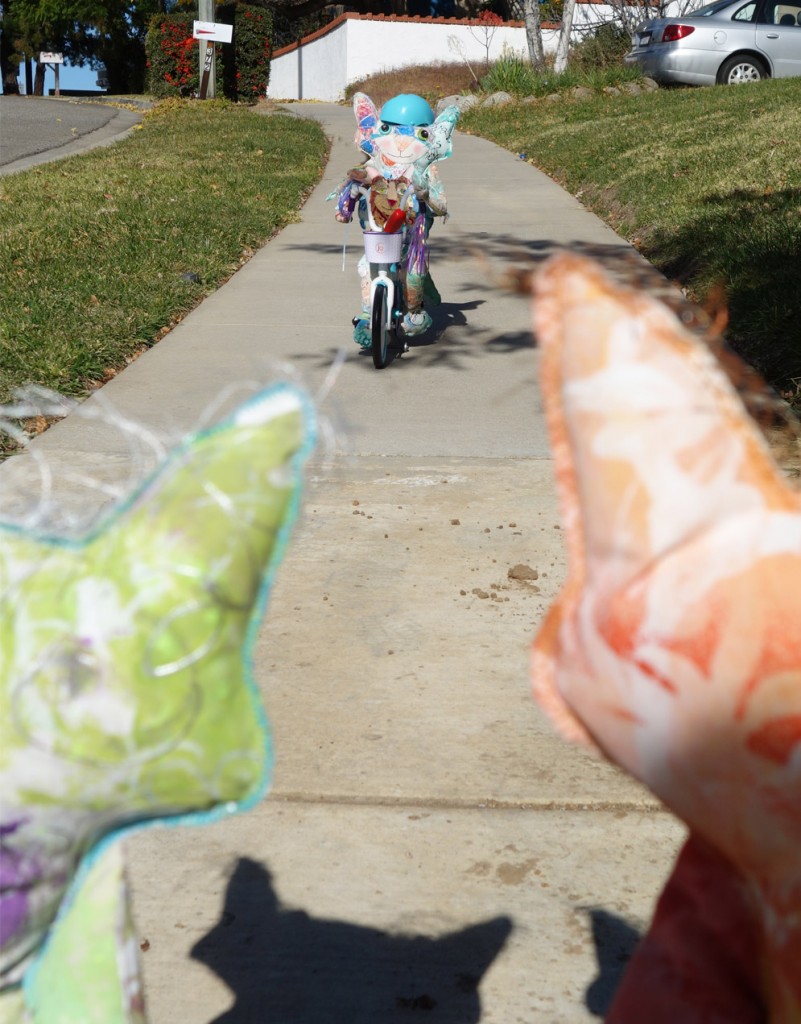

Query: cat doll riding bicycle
[330,92,460,350]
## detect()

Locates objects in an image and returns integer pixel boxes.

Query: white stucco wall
[268,17,550,101]
[268,23,349,102]
[343,18,536,82]
[266,6,668,102]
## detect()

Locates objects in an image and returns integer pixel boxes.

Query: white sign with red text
[192,21,233,43]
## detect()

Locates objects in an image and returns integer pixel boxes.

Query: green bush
[218,3,273,102]
[146,4,271,101]
[476,19,634,101]
[481,50,541,95]
[540,0,564,23]
[569,22,633,70]
[480,44,642,98]
[271,7,329,50]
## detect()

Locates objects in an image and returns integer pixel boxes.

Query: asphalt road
[0,95,142,174]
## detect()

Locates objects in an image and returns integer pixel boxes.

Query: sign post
[200,38,214,100]
[40,52,64,96]
[192,20,232,99]
[198,0,215,98]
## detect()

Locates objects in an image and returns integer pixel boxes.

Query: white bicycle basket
[363,230,403,264]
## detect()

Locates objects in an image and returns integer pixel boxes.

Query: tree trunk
[2,67,20,93]
[34,62,46,96]
[0,21,21,94]
[554,0,577,73]
[522,0,545,70]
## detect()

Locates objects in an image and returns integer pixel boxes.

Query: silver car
[625,0,801,85]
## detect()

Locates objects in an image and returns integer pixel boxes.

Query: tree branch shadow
[288,232,711,351]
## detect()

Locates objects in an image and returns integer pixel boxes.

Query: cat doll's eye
[416,128,430,140]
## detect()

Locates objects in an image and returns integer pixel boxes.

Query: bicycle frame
[356,182,414,369]
[372,270,396,327]
[366,253,404,369]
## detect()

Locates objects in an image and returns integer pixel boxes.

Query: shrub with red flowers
[146,4,272,102]
[146,13,201,98]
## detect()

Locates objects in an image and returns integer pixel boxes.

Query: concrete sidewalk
[3,102,687,1021]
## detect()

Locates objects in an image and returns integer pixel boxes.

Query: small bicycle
[352,183,414,370]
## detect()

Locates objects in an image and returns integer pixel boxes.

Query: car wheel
[718,54,768,84]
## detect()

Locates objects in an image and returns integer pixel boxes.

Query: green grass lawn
[0,99,327,404]
[460,77,801,392]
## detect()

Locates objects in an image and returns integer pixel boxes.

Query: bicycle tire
[371,281,391,369]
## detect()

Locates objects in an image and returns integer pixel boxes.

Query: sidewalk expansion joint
[269,792,668,814]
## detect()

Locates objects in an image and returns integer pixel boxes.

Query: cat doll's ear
[353,92,379,154]
[434,105,460,131]
[416,106,459,168]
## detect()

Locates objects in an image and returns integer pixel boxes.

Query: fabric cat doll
[530,253,801,1022]
[330,92,459,348]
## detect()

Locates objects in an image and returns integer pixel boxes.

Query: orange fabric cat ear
[534,255,793,578]
[530,254,799,749]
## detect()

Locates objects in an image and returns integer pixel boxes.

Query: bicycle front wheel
[371,282,391,369]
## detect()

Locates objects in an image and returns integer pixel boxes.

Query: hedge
[220,3,273,102]
[146,4,272,101]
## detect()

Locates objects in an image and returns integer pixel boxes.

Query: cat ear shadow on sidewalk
[583,908,642,1018]
[191,857,513,1023]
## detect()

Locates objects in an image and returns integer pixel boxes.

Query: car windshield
[687,0,740,15]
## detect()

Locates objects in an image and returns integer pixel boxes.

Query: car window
[688,0,742,16]
[759,1,801,21]
[732,2,757,19]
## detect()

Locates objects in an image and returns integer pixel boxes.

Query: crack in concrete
[270,791,667,813]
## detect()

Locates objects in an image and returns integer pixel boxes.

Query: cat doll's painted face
[352,93,458,180]
[366,120,434,173]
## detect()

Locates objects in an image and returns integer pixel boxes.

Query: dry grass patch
[345,62,480,108]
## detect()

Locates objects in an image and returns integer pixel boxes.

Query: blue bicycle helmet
[379,94,435,127]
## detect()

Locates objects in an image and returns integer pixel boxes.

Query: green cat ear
[435,105,460,128]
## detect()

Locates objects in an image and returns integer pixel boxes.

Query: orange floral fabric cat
[530,254,801,1022]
